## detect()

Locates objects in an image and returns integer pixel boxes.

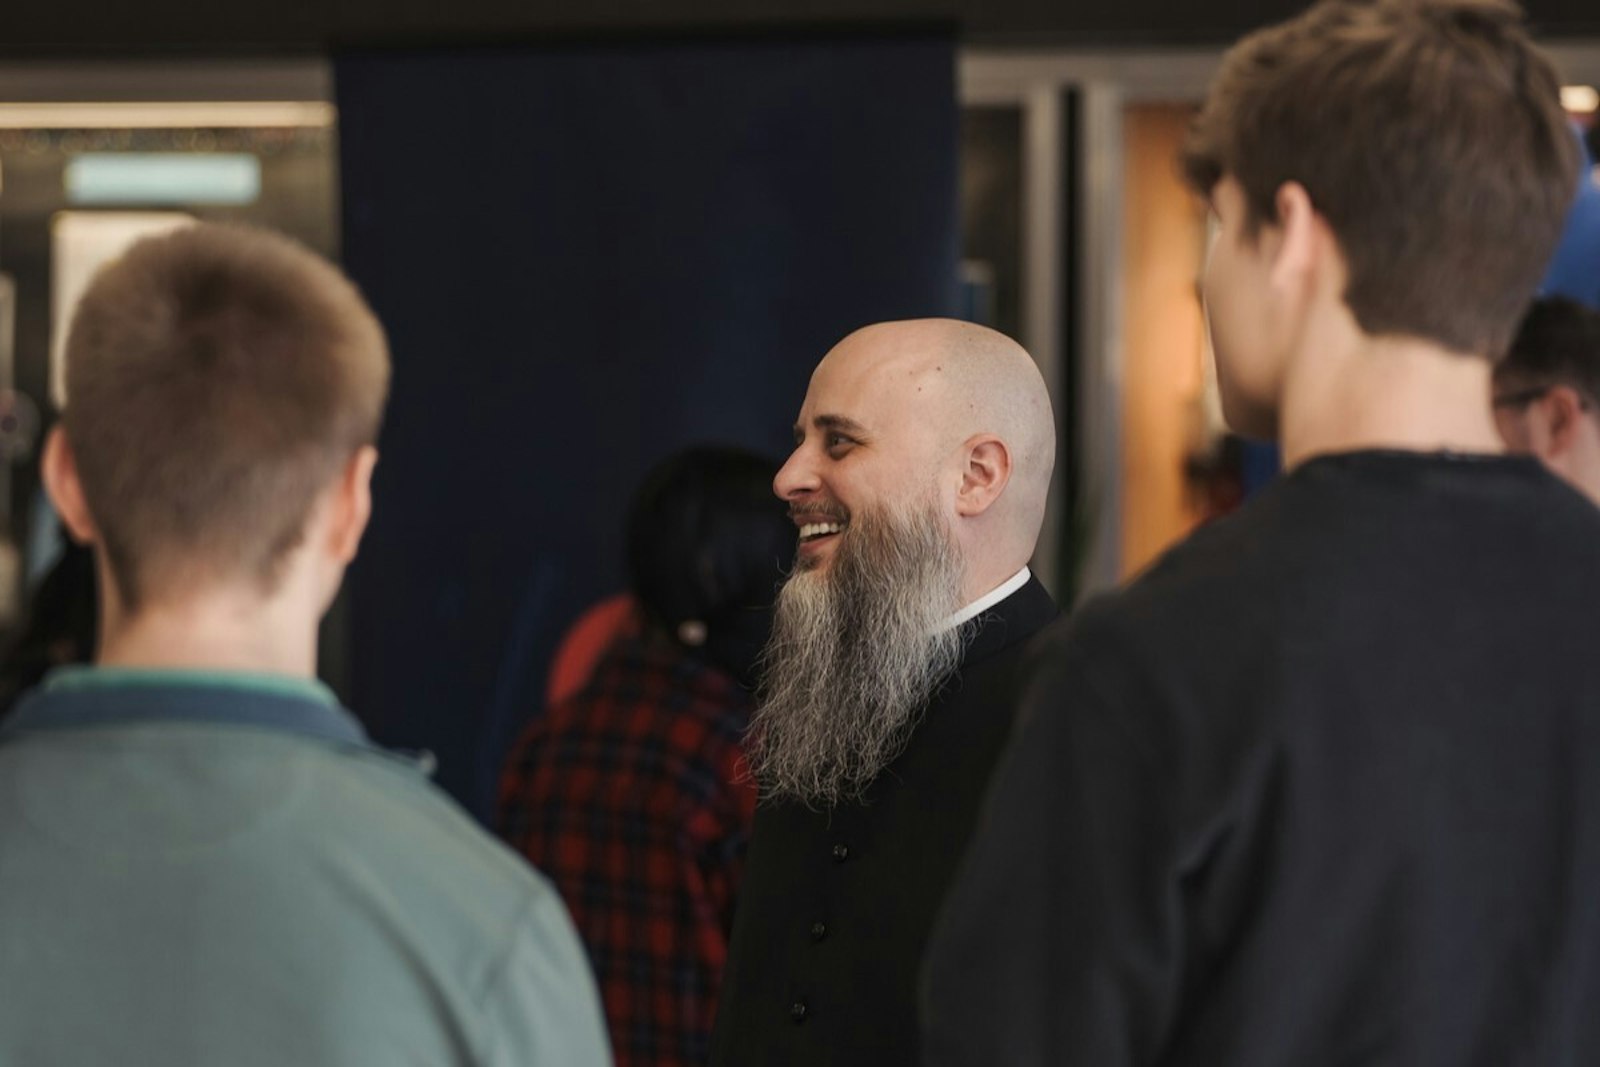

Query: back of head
[924,321,1056,553]
[1497,296,1600,398]
[62,223,390,610]
[626,445,793,684]
[1181,0,1578,357]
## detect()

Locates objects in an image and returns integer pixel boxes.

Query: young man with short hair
[0,224,611,1066]
[925,2,1600,1064]
[1494,296,1600,505]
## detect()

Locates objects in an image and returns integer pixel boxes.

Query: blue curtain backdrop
[336,37,960,820]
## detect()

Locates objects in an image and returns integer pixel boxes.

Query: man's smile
[799,521,846,543]
[791,508,850,560]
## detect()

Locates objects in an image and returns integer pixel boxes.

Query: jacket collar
[1,668,431,773]
[959,574,1058,668]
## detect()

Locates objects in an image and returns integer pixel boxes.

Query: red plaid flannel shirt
[498,634,757,1067]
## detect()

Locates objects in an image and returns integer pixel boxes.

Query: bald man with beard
[708,319,1058,1067]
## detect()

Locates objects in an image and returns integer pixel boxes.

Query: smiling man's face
[773,332,954,572]
[755,325,973,804]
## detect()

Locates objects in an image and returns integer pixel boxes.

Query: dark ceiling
[6,0,1599,55]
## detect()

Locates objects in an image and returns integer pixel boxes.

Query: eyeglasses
[1493,385,1555,409]
[1492,384,1593,411]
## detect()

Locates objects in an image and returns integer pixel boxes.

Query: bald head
[757,320,1055,799]
[829,317,1055,505]
[777,318,1056,599]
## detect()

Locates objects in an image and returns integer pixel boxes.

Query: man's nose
[774,446,820,501]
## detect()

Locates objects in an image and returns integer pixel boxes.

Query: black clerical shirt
[712,576,1057,1067]
[926,451,1600,1066]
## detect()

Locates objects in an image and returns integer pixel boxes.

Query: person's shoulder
[1490,471,1600,600]
[308,750,610,1066]
[304,744,555,910]
[1020,486,1311,723]
[1515,466,1600,540]
[1079,500,1285,643]
[1062,452,1437,650]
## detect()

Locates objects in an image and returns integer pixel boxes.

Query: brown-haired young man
[1494,296,1600,505]
[925,2,1600,1064]
[0,224,612,1066]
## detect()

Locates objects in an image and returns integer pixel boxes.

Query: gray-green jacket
[0,668,612,1067]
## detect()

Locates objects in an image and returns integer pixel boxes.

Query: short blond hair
[63,223,390,609]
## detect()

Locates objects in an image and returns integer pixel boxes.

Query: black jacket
[711,576,1057,1067]
[927,452,1600,1066]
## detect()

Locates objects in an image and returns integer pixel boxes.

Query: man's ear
[1268,181,1320,293]
[328,446,378,565]
[1542,385,1587,457]
[41,426,99,546]
[955,435,1012,518]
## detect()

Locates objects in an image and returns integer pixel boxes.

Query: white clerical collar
[940,566,1031,632]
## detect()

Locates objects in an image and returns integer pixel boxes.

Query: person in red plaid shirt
[498,446,794,1067]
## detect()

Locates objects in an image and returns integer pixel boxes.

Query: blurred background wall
[0,1,1596,814]
[337,38,959,815]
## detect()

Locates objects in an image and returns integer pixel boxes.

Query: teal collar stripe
[8,666,436,777]
[44,666,339,708]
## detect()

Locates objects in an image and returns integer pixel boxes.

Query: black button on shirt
[790,1001,808,1023]
[831,843,850,862]
[810,922,828,942]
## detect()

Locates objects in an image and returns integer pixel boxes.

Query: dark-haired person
[925,2,1600,1064]
[0,539,95,717]
[1494,296,1600,505]
[0,224,611,1066]
[498,445,794,1067]
[711,319,1057,1067]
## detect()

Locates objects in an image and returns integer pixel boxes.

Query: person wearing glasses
[1493,296,1600,506]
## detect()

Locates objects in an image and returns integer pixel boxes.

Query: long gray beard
[747,498,969,807]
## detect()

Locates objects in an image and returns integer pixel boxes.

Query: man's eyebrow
[793,414,870,442]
